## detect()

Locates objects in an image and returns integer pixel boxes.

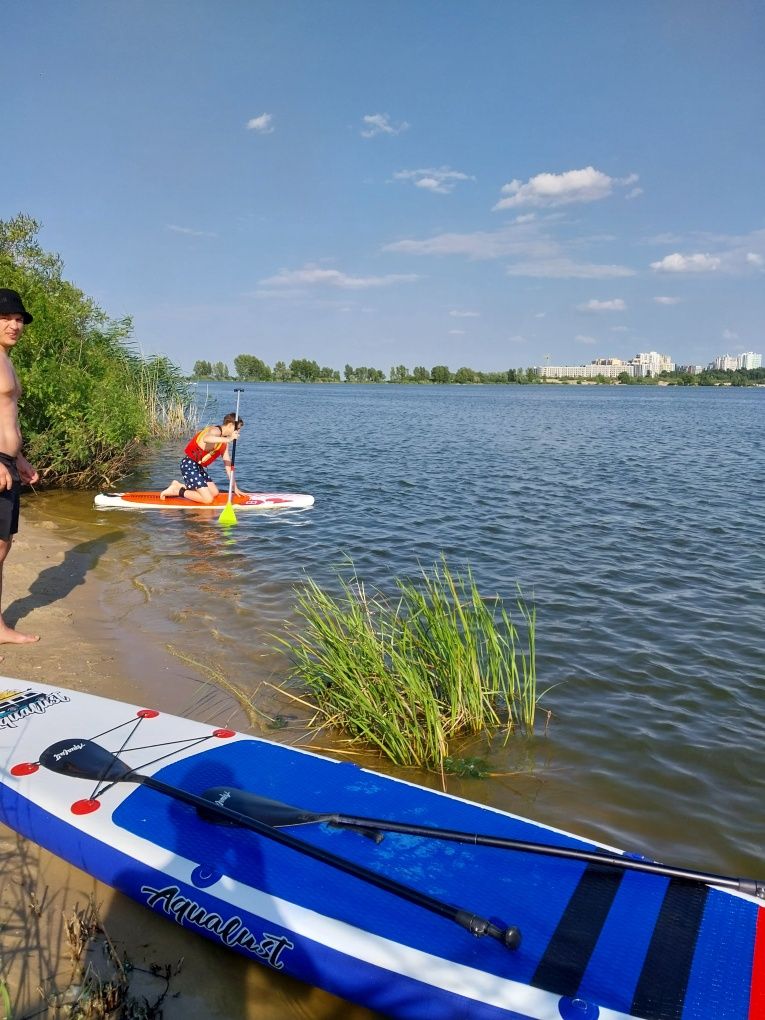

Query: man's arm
[16,454,39,486]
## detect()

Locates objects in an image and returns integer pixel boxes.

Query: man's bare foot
[0,626,40,644]
[160,481,182,500]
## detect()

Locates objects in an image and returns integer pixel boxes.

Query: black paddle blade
[199,787,385,842]
[39,739,133,783]
[200,786,325,827]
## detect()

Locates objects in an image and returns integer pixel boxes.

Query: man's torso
[0,353,22,459]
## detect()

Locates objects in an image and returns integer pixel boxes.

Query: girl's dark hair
[222,412,244,428]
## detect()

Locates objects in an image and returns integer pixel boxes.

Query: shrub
[1,214,194,486]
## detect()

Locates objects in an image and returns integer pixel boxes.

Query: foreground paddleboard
[0,680,762,1020]
[94,491,314,511]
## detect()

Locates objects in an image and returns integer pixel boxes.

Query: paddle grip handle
[454,911,522,949]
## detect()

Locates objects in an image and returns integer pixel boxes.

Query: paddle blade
[218,502,237,525]
[201,786,326,827]
[40,739,132,782]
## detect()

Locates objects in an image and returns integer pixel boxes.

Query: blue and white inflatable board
[0,680,762,1020]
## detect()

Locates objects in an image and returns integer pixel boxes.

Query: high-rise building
[738,352,762,369]
[629,351,675,376]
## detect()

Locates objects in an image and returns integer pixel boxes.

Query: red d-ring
[71,799,101,815]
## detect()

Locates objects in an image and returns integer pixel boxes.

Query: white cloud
[507,259,634,279]
[259,264,419,290]
[576,334,598,344]
[167,224,217,237]
[361,113,409,138]
[449,309,480,318]
[384,220,634,278]
[653,295,681,305]
[650,252,721,273]
[493,166,637,211]
[722,328,739,341]
[577,298,626,312]
[246,113,274,134]
[385,225,556,261]
[393,167,474,195]
[448,329,465,335]
[747,252,764,267]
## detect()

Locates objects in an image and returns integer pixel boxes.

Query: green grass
[278,558,537,771]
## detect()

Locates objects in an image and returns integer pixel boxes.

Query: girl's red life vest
[184,427,226,467]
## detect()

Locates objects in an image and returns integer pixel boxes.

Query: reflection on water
[21,382,765,1016]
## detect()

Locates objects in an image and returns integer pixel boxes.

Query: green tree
[454,366,476,384]
[431,365,452,384]
[412,365,429,383]
[0,213,192,485]
[192,360,213,378]
[344,363,354,382]
[390,364,409,383]
[289,358,320,382]
[273,360,290,381]
[211,361,230,381]
[234,354,272,381]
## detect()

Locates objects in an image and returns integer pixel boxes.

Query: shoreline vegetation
[2,214,195,489]
[194,357,765,388]
[276,560,537,779]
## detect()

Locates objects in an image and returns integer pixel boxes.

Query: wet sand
[0,515,379,1019]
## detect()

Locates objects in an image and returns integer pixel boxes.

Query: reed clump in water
[280,558,537,771]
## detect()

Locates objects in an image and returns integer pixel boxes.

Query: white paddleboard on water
[94,491,314,511]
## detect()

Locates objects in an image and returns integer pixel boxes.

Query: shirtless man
[0,288,40,644]
[160,413,245,505]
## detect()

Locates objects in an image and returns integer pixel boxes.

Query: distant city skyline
[539,347,762,378]
[4,3,764,373]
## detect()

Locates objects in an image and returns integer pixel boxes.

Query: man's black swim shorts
[0,453,21,541]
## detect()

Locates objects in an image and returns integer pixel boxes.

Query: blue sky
[5,1,764,374]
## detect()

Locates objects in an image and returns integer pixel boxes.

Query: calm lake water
[28,381,765,1015]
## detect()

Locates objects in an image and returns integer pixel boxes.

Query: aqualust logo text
[0,689,71,729]
[141,884,294,968]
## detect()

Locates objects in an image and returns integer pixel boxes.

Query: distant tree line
[616,368,765,387]
[659,367,765,387]
[191,356,540,384]
[191,356,765,388]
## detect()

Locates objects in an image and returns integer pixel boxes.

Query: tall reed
[279,558,537,771]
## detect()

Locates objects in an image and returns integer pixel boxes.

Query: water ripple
[78,382,765,877]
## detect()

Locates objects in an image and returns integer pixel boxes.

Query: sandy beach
[0,510,377,1020]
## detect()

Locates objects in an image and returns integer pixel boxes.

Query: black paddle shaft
[327,815,765,899]
[38,739,521,950]
[230,387,244,470]
[200,784,765,900]
[145,774,521,948]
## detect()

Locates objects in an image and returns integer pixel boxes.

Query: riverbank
[0,511,377,1020]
